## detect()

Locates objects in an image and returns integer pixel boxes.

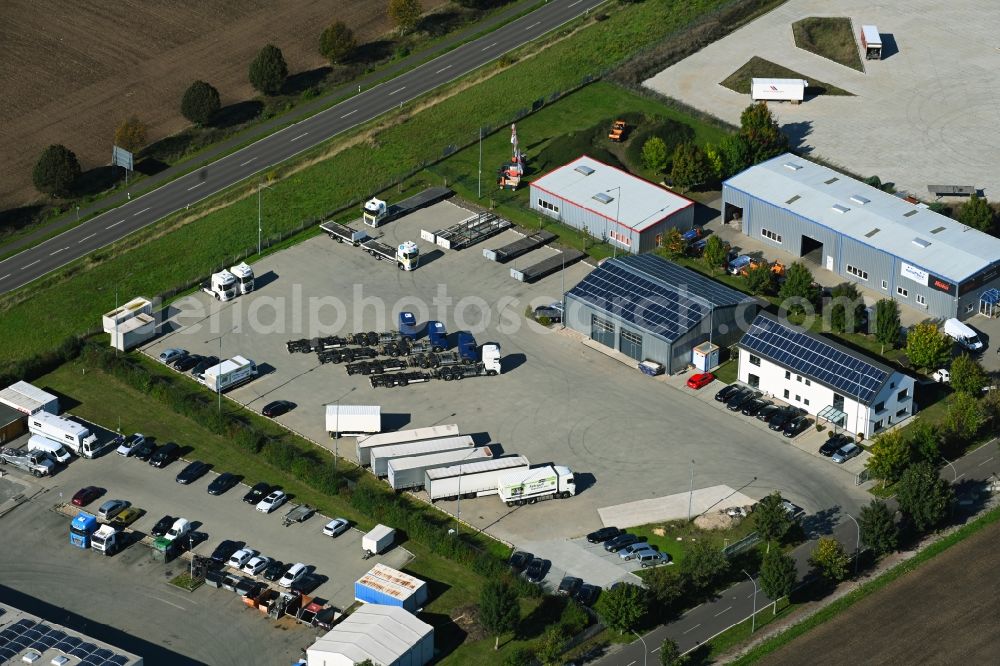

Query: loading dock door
[619,327,643,361]
[591,315,615,348]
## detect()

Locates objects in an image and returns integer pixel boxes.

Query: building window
[783,389,790,399]
[537,199,560,214]
[897,286,908,298]
[881,280,888,290]
[966,303,974,313]
[805,379,811,387]
[748,374,759,389]
[796,375,802,383]
[833,393,845,411]
[874,401,885,413]
[804,398,810,406]
[874,419,884,431]
[761,228,782,243]
[609,230,632,247]
[897,388,908,401]
[846,264,869,281]
[896,408,908,418]
[655,233,663,247]
[749,354,761,367]
[915,294,926,306]
[795,395,801,402]
[785,370,791,380]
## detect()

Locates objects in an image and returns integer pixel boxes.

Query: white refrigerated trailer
[355,423,460,466]
[387,447,492,491]
[751,78,807,103]
[425,455,531,502]
[369,435,475,478]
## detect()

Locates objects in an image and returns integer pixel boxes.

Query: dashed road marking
[340,110,357,118]
[715,606,732,617]
[290,132,308,142]
[79,233,96,243]
[107,220,126,229]
[133,207,150,216]
[436,65,452,74]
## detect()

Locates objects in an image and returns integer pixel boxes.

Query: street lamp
[743,569,758,634]
[327,387,356,470]
[204,327,236,418]
[631,629,648,666]
[687,459,695,521]
[257,178,272,256]
[845,512,861,577]
[456,446,482,525]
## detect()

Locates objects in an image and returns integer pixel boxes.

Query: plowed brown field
[0,0,446,207]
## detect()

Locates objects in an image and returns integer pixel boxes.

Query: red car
[686,372,715,390]
[71,486,101,507]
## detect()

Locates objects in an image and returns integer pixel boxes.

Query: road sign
[112,145,134,171]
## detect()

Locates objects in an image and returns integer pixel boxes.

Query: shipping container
[751,78,807,103]
[355,424,460,465]
[425,455,531,501]
[325,404,381,438]
[354,563,428,613]
[370,435,475,477]
[387,447,492,491]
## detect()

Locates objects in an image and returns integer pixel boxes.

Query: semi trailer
[425,455,531,502]
[422,212,512,250]
[28,411,102,458]
[346,359,408,376]
[362,187,452,227]
[387,447,493,491]
[510,248,584,283]
[319,220,420,270]
[202,356,258,392]
[860,25,882,60]
[326,404,381,439]
[356,424,461,466]
[750,78,807,103]
[483,230,555,263]
[369,371,433,388]
[498,465,576,506]
[369,435,475,477]
[317,347,378,364]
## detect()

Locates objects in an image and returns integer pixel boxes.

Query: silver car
[831,443,861,464]
[619,543,657,561]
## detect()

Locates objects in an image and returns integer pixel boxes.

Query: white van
[165,518,191,542]
[278,562,307,588]
[27,434,72,464]
[943,318,984,351]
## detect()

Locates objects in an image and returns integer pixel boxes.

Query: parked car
[176,460,211,484]
[557,576,582,596]
[686,372,715,390]
[256,490,287,513]
[619,543,656,561]
[227,548,258,570]
[115,433,146,457]
[262,400,295,418]
[263,560,288,582]
[149,442,180,468]
[71,486,101,507]
[150,515,175,538]
[575,584,601,606]
[768,407,799,431]
[756,404,781,422]
[211,539,242,564]
[158,348,187,364]
[741,398,772,417]
[278,562,307,588]
[242,555,272,576]
[932,368,951,383]
[638,551,672,567]
[164,518,191,542]
[509,551,533,573]
[322,518,350,537]
[110,507,144,527]
[97,499,129,521]
[533,303,564,323]
[831,443,862,464]
[190,355,219,378]
[782,415,811,438]
[524,558,549,583]
[715,384,741,402]
[819,434,852,457]
[132,438,156,461]
[604,534,643,553]
[727,389,759,411]
[165,351,191,367]
[243,482,272,505]
[586,526,621,543]
[207,472,239,495]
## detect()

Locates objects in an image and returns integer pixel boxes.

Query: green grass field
[721,56,853,96]
[0,0,740,370]
[792,17,864,72]
[629,517,758,567]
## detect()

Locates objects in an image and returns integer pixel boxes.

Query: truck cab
[363,198,388,226]
[427,321,448,351]
[481,343,502,375]
[205,270,238,301]
[90,524,121,555]
[457,332,477,364]
[70,512,98,548]
[230,262,255,294]
[398,311,419,340]
[396,241,419,271]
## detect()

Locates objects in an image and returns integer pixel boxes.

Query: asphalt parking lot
[141,198,871,552]
[643,0,1000,198]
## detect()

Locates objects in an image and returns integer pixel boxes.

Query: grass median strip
[721,56,853,96]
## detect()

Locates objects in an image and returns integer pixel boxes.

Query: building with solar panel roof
[530,155,695,254]
[0,602,142,665]
[723,154,1000,320]
[737,313,915,438]
[564,255,759,373]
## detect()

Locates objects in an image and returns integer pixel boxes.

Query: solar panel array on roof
[623,255,752,308]
[739,315,890,404]
[0,617,133,665]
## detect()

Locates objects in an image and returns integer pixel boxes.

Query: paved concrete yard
[142,199,870,551]
[598,485,757,529]
[518,536,648,591]
[645,0,1000,198]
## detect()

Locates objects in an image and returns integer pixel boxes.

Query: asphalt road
[598,440,999,665]
[0,0,606,295]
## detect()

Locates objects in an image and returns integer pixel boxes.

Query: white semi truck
[355,424,461,466]
[370,435,475,478]
[230,262,255,294]
[90,524,124,555]
[202,269,238,301]
[498,465,576,507]
[28,411,106,458]
[201,356,258,392]
[425,455,531,502]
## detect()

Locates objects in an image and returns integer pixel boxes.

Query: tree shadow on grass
[517,595,566,640]
[283,66,332,96]
[211,100,264,129]
[0,205,45,235]
[74,165,121,198]
[417,10,466,37]
[350,39,396,65]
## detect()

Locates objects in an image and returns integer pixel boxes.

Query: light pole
[606,186,622,259]
[456,446,481,525]
[204,328,235,418]
[189,533,196,577]
[687,459,695,521]
[845,512,861,577]
[257,178,272,256]
[743,569,758,634]
[631,629,648,666]
[478,126,483,199]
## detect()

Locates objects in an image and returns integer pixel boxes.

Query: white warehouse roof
[724,154,1000,282]
[531,155,694,231]
[0,381,58,415]
[307,604,433,666]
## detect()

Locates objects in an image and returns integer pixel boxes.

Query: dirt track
[0,0,445,208]
[763,518,1000,665]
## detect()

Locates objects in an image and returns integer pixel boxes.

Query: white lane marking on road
[481,41,497,51]
[715,606,732,617]
[78,233,96,243]
[187,182,204,191]
[436,65,452,74]
[525,21,540,30]
[151,596,185,610]
[569,0,582,6]
[340,109,357,118]
[240,157,257,167]
[652,646,662,653]
[388,86,406,96]
[977,456,994,466]
[49,247,68,256]
[133,207,150,216]
[23,260,40,269]
[107,219,126,229]
[626,661,636,666]
[682,623,701,634]
[290,132,309,142]
[0,274,10,281]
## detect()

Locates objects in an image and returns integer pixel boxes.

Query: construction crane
[497,123,524,190]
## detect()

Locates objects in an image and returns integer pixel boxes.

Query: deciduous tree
[759,549,797,601]
[866,429,912,485]
[828,282,864,333]
[641,136,669,174]
[249,44,288,95]
[907,420,941,465]
[670,143,713,191]
[701,235,728,274]
[896,461,953,532]
[943,391,987,444]
[738,103,788,164]
[958,193,995,233]
[777,262,818,316]
[32,144,81,197]
[717,134,753,178]
[905,322,952,370]
[479,580,519,650]
[744,261,775,295]
[388,0,423,32]
[753,492,793,550]
[114,115,148,153]
[320,20,357,64]
[659,637,684,666]
[659,227,685,259]
[181,80,220,125]
[809,536,850,582]
[874,298,901,348]
[681,540,729,592]
[950,354,987,395]
[595,583,647,633]
[859,499,898,558]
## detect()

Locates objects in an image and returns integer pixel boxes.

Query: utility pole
[478,127,483,199]
[687,459,695,521]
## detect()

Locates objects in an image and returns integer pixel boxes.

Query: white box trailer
[425,455,531,502]
[860,25,882,60]
[370,435,475,478]
[355,423,460,465]
[27,411,100,458]
[362,524,396,555]
[202,356,258,392]
[325,404,381,438]
[751,78,807,103]
[387,447,492,491]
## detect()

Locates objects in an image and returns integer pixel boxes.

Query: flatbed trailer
[423,212,512,250]
[286,336,350,353]
[363,187,452,227]
[346,359,408,376]
[369,371,433,388]
[434,362,499,380]
[408,351,464,369]
[317,347,378,364]
[362,238,400,263]
[510,248,584,283]
[483,230,556,263]
[319,220,368,245]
